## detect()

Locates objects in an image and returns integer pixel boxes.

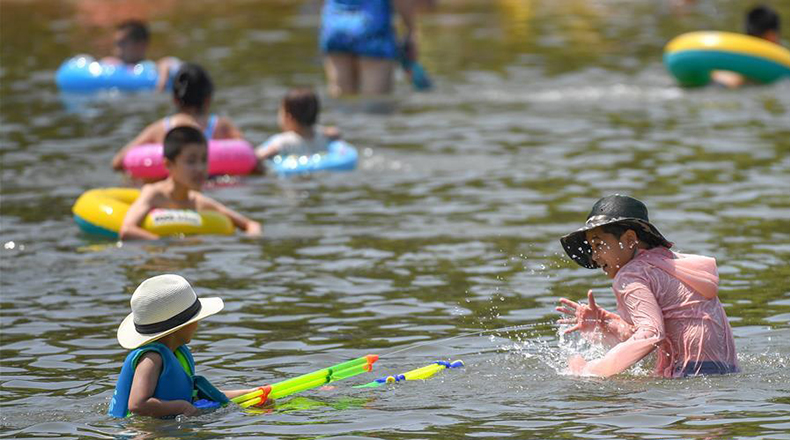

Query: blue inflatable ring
[268,140,359,177]
[56,55,163,93]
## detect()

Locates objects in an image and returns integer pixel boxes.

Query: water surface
[1,0,789,439]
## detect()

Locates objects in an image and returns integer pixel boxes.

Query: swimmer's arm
[119,187,159,240]
[128,352,198,418]
[155,57,181,92]
[112,121,162,171]
[711,70,746,89]
[255,138,283,161]
[600,309,635,342]
[556,290,631,343]
[573,282,665,377]
[196,193,261,236]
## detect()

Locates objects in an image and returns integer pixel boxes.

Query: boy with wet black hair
[746,4,781,43]
[120,126,261,240]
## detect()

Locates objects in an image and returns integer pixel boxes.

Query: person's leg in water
[359,57,395,95]
[324,54,358,98]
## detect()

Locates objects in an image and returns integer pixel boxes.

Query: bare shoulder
[139,182,169,207]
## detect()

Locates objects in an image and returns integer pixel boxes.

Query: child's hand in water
[556,290,605,334]
[245,221,262,237]
[180,401,200,417]
[568,355,588,374]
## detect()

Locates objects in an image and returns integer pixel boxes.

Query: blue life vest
[108,343,196,418]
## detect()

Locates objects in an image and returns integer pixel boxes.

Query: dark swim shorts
[319,0,398,60]
[678,361,739,377]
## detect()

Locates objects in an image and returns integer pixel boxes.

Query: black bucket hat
[560,194,673,269]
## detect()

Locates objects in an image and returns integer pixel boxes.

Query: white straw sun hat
[117,274,224,349]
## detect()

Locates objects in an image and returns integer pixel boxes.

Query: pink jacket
[582,247,739,378]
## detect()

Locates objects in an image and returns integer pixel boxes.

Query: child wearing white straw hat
[108,274,258,418]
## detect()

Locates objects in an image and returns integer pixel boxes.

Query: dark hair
[599,222,662,249]
[282,88,319,126]
[746,5,780,37]
[164,126,207,161]
[117,20,150,43]
[173,63,214,110]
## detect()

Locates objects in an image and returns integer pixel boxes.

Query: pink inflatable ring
[123,139,257,179]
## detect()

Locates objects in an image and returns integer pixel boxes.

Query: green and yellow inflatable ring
[664,31,790,87]
[72,188,234,238]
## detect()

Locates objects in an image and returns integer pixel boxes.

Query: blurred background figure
[712,4,782,88]
[100,20,181,91]
[112,63,244,171]
[256,88,341,162]
[319,0,427,97]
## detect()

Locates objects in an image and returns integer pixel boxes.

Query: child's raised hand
[556,290,604,335]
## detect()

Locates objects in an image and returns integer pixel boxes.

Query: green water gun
[232,354,379,408]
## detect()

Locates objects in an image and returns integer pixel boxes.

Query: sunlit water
[1,0,789,439]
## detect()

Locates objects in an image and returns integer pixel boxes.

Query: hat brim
[560,217,672,269]
[117,297,224,349]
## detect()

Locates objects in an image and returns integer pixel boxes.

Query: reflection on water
[1,0,789,439]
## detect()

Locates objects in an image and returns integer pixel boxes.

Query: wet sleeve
[583,273,665,377]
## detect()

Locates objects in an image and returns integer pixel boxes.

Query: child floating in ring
[712,5,783,88]
[119,126,261,240]
[112,63,244,171]
[255,88,341,162]
[556,194,739,378]
[100,19,181,92]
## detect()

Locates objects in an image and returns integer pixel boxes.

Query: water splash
[495,322,654,377]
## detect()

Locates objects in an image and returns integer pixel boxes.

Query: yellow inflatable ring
[72,188,234,238]
[664,31,790,87]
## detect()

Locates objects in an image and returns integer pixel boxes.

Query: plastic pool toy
[664,31,790,87]
[123,139,258,179]
[268,140,358,177]
[72,188,234,238]
[354,360,464,388]
[232,354,379,408]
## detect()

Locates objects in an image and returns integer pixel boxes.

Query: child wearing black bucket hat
[108,274,260,418]
[556,194,739,378]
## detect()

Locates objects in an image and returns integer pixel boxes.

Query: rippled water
[2,0,789,438]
